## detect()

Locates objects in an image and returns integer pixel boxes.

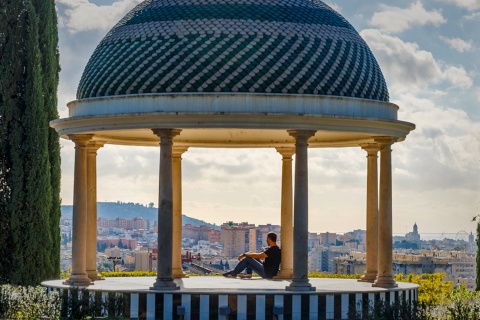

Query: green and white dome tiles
[78,0,389,102]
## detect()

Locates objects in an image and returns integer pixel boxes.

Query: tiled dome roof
[77,0,389,102]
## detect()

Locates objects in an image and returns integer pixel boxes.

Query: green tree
[0,0,60,285]
[33,0,62,282]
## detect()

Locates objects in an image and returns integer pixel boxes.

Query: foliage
[100,271,157,277]
[440,285,480,320]
[352,299,431,320]
[0,0,61,285]
[0,285,127,319]
[395,273,453,305]
[60,287,127,319]
[309,272,362,279]
[0,284,60,319]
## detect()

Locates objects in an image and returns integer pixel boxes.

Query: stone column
[274,147,295,279]
[359,144,380,283]
[172,146,189,278]
[86,141,105,281]
[64,134,93,286]
[373,137,398,288]
[286,130,316,291]
[151,129,181,290]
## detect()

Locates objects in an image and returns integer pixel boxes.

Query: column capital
[173,146,189,158]
[68,134,94,145]
[86,141,106,153]
[275,147,295,159]
[360,143,381,156]
[373,136,397,147]
[152,128,182,139]
[287,130,317,141]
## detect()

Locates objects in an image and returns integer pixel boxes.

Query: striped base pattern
[47,288,418,320]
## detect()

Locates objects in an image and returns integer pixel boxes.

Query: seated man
[223,232,281,279]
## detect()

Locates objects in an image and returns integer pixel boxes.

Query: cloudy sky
[55,0,479,236]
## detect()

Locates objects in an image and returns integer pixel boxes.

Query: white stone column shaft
[172,147,188,278]
[359,144,380,283]
[86,141,105,281]
[275,147,295,279]
[286,130,316,291]
[64,134,93,286]
[151,129,180,290]
[373,138,397,288]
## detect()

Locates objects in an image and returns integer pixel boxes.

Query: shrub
[442,285,480,320]
[0,284,60,319]
[309,272,362,279]
[361,299,428,320]
[60,287,127,319]
[100,271,156,277]
[395,273,453,305]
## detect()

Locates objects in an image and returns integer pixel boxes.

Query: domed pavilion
[49,0,416,316]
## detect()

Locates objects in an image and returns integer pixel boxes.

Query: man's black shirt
[263,246,281,278]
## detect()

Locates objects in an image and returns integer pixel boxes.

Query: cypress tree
[0,0,61,285]
[32,0,62,281]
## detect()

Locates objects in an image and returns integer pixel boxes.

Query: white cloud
[439,36,475,52]
[439,0,480,11]
[361,29,473,91]
[465,11,480,19]
[369,2,446,34]
[442,65,473,88]
[393,93,480,186]
[475,87,480,102]
[324,2,342,13]
[56,0,142,33]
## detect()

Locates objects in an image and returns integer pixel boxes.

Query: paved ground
[43,277,418,294]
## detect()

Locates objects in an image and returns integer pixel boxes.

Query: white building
[405,223,421,242]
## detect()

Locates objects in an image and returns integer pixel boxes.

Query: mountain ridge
[61,201,219,230]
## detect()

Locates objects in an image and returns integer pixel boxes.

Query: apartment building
[97,217,147,230]
[221,222,254,258]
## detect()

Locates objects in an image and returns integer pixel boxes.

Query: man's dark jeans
[233,257,266,278]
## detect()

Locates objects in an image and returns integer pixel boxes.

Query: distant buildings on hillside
[58,218,477,285]
[332,250,476,290]
[98,217,148,230]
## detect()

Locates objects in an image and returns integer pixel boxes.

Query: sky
[54,0,480,235]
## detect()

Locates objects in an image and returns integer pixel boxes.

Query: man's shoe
[238,273,252,279]
[222,271,236,278]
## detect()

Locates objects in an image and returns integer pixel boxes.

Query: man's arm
[243,251,267,260]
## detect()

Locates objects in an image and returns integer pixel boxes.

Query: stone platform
[42,277,418,319]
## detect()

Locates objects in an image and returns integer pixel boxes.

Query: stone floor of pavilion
[43,277,418,319]
[43,276,418,293]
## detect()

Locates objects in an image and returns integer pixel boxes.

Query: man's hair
[267,232,277,242]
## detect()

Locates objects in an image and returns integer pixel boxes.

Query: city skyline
[55,0,479,234]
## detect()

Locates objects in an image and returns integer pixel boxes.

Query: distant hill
[61,202,219,230]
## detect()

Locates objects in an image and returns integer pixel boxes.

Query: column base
[285,279,316,292]
[172,268,189,279]
[274,269,293,280]
[151,278,180,291]
[358,272,377,283]
[63,274,93,286]
[87,271,105,281]
[372,276,398,288]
